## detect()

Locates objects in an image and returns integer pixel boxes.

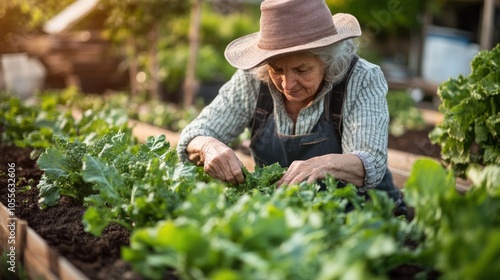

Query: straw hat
[224,0,362,70]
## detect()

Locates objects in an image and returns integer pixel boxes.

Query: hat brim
[224,13,362,70]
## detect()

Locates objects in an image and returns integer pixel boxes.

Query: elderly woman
[177,0,404,207]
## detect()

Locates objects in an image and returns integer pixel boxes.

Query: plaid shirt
[177,58,389,189]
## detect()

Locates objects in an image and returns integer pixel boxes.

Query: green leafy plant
[122,180,416,280]
[82,133,189,235]
[429,44,500,177]
[386,90,427,136]
[82,151,287,236]
[36,135,95,208]
[404,158,500,279]
[37,89,201,132]
[34,122,287,236]
[0,91,137,209]
[0,92,131,158]
[0,92,65,150]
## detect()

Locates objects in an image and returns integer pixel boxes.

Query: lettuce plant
[429,44,500,177]
[404,159,500,279]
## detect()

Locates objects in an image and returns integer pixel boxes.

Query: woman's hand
[187,136,245,184]
[276,154,366,187]
[276,157,327,186]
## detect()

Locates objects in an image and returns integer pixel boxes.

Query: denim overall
[249,57,405,211]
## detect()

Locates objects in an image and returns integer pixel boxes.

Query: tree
[1,0,190,100]
[98,0,190,99]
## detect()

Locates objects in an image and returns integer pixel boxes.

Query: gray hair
[252,38,359,84]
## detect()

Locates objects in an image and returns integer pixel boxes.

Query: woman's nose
[281,73,296,90]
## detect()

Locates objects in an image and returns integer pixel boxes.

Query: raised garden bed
[4,98,479,280]
[0,115,445,280]
[5,43,499,279]
[0,143,439,280]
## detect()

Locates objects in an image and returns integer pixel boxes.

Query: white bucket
[422,26,479,84]
[1,53,46,99]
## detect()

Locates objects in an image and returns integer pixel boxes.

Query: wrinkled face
[268,52,325,108]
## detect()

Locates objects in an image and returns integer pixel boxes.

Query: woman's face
[268,52,325,108]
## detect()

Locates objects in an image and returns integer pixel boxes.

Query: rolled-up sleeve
[342,61,389,189]
[177,69,258,161]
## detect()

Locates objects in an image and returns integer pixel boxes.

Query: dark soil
[388,125,441,158]
[0,126,439,280]
[0,145,145,280]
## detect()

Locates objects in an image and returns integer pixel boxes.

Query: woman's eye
[296,68,308,73]
[270,67,282,74]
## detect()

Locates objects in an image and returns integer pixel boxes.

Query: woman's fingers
[277,159,324,186]
[206,159,244,184]
[187,136,245,184]
[277,162,302,186]
[204,145,245,184]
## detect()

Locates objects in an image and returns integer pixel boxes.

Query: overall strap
[250,82,274,137]
[328,55,359,137]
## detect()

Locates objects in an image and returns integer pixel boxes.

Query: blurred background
[0,0,499,109]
